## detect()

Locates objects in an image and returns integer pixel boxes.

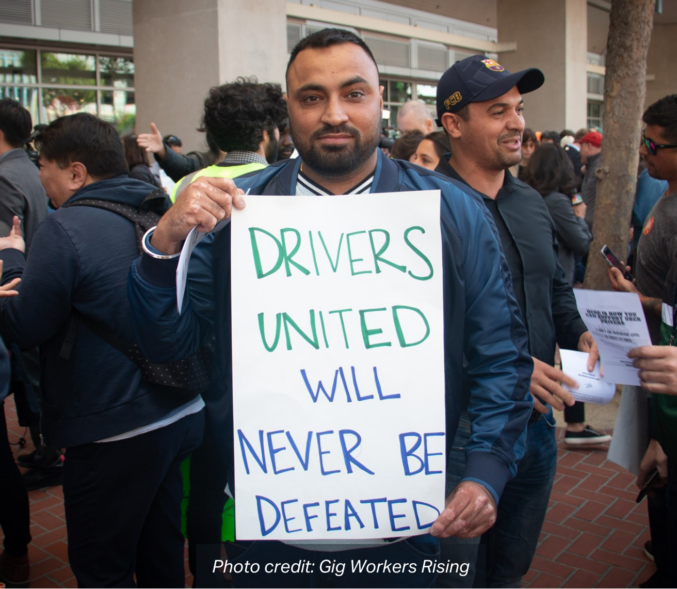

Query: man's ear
[379,85,384,110]
[441,113,463,139]
[69,162,88,191]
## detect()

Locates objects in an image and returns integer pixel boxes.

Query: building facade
[1,0,675,151]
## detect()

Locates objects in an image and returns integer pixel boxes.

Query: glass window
[416,84,437,105]
[99,56,135,88]
[100,90,136,136]
[41,87,97,122]
[587,101,603,131]
[389,81,411,104]
[587,73,604,96]
[40,52,96,86]
[0,85,40,124]
[0,50,37,84]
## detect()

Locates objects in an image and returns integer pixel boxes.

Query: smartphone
[601,245,633,282]
[636,469,660,503]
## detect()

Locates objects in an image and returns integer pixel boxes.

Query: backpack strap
[63,190,168,255]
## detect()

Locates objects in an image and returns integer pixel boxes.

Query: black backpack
[59,190,214,393]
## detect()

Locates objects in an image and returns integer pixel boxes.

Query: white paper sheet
[607,385,648,476]
[176,218,229,313]
[230,191,446,541]
[573,290,652,386]
[559,349,616,405]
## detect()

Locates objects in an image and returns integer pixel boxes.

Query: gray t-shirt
[636,190,676,342]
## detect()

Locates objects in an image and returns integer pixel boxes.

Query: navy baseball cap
[436,55,545,125]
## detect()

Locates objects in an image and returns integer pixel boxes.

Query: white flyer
[573,289,652,386]
[559,349,616,405]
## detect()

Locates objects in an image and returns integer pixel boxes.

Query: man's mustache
[311,125,360,140]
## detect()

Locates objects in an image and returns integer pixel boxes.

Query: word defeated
[254,494,441,536]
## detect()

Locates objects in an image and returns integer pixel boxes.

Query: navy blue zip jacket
[128,152,534,503]
[0,176,197,447]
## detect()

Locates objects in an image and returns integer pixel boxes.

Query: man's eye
[348,91,364,99]
[303,95,320,103]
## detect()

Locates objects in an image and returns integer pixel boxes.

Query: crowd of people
[0,27,676,589]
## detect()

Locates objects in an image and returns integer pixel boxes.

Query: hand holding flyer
[573,290,652,386]
[559,349,615,405]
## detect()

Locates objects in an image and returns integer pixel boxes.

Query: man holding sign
[129,29,533,587]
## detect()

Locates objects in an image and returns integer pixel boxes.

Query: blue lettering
[316,430,340,475]
[303,502,320,532]
[238,429,267,474]
[413,500,441,530]
[281,499,301,533]
[424,432,445,475]
[360,498,387,529]
[344,499,365,531]
[326,500,342,531]
[267,430,293,475]
[286,431,313,471]
[255,495,280,536]
[399,432,424,476]
[388,498,411,532]
[338,430,375,475]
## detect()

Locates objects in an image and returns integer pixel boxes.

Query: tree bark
[583,0,654,290]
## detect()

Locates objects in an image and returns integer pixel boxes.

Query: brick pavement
[2,401,656,588]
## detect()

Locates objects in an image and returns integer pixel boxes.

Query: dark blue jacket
[0,176,197,447]
[128,152,534,503]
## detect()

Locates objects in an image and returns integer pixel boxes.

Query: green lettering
[308,231,320,276]
[283,311,319,350]
[319,231,343,272]
[404,227,434,281]
[280,228,310,277]
[359,308,391,349]
[329,309,353,349]
[393,305,430,347]
[249,228,284,279]
[368,229,406,274]
[346,231,372,276]
[258,312,282,352]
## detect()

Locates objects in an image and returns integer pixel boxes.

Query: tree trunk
[583,0,654,290]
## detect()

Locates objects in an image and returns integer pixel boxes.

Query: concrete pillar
[497,0,587,133]
[133,0,287,153]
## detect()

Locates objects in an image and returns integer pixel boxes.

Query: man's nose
[320,95,349,127]
[507,108,525,132]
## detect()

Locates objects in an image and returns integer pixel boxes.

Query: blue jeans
[223,536,439,588]
[438,410,557,588]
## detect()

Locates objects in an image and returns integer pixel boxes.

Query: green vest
[170,162,265,202]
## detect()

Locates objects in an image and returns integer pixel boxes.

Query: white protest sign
[230,191,446,541]
[574,290,652,386]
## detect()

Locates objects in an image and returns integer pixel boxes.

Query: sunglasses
[641,131,677,156]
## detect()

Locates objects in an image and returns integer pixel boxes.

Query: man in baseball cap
[435,56,603,588]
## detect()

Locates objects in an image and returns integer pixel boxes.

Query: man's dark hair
[455,104,470,122]
[36,113,128,178]
[0,98,32,147]
[202,77,288,153]
[286,28,377,79]
[642,94,677,144]
[541,130,561,144]
[560,129,574,139]
[574,128,588,142]
[163,134,182,147]
[524,143,576,197]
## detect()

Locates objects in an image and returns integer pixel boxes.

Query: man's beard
[292,117,381,178]
[265,135,279,164]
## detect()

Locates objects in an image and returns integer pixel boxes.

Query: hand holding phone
[636,469,660,503]
[601,245,634,282]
